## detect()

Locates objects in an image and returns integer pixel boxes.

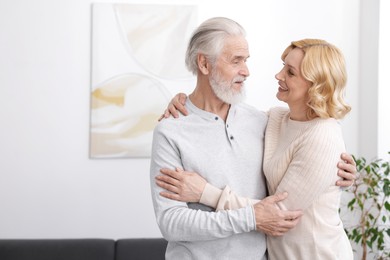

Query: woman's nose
[275,70,284,81]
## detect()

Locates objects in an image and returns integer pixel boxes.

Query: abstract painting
[90,3,197,158]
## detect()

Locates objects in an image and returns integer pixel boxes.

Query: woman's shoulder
[268,106,289,114]
[267,106,289,121]
[313,117,341,131]
[305,118,344,146]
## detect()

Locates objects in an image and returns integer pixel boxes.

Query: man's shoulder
[153,112,197,134]
[155,115,184,129]
[236,103,268,122]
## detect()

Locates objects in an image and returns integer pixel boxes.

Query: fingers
[156,174,179,186]
[178,93,187,104]
[156,178,179,194]
[336,153,357,187]
[277,218,300,229]
[336,167,357,187]
[171,100,188,117]
[254,195,303,236]
[336,159,357,187]
[175,167,184,173]
[264,192,288,204]
[341,153,356,166]
[335,179,353,187]
[337,167,355,180]
[159,92,189,120]
[283,210,304,220]
[256,213,302,237]
[338,161,357,176]
[167,102,179,118]
[157,109,171,122]
[156,168,185,193]
[178,93,189,115]
[160,168,182,180]
[159,191,184,201]
[164,108,171,118]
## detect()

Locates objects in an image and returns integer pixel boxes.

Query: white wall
[378,0,390,159]
[0,0,362,239]
[358,0,380,160]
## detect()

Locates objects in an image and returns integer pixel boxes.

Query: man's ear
[197,54,210,75]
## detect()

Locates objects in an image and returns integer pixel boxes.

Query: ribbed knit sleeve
[200,184,260,210]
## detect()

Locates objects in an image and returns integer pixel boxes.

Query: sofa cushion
[115,238,167,260]
[0,239,115,260]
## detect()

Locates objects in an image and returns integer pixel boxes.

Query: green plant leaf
[384,165,389,175]
[371,233,378,242]
[355,234,362,243]
[385,201,390,211]
[384,180,390,196]
[348,198,356,208]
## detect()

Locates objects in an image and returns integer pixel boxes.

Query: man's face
[209,36,250,104]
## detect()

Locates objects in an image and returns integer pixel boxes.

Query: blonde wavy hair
[281,39,351,119]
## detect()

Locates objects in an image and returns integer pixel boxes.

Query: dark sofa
[0,238,167,260]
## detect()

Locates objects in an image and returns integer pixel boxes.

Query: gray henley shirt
[150,98,268,260]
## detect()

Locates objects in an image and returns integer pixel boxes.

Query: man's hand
[336,153,357,187]
[254,192,303,236]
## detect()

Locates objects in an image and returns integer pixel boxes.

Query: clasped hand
[253,192,303,236]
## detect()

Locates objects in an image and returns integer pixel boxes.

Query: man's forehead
[221,48,250,60]
[221,36,249,56]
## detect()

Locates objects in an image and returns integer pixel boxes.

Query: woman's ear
[197,54,210,75]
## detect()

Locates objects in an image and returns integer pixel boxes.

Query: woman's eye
[287,70,294,76]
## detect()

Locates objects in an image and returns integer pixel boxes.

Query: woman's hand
[336,152,357,187]
[158,93,188,121]
[155,167,207,202]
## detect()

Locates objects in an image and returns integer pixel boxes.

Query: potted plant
[342,152,390,259]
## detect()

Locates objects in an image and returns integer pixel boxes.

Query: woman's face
[275,48,312,109]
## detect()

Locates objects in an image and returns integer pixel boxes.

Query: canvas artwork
[90,3,197,158]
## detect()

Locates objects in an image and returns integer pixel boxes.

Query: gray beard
[209,71,246,105]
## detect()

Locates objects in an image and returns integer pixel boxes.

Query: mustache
[233,76,247,83]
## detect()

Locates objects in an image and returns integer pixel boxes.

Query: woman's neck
[289,105,311,121]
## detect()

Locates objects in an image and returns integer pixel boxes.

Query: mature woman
[156,39,354,259]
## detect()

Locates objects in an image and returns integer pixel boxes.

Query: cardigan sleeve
[200,183,260,211]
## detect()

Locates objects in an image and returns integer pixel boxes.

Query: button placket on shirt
[225,122,234,142]
[214,115,234,142]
